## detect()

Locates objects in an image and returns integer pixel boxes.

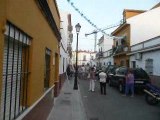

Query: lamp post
[73,23,81,90]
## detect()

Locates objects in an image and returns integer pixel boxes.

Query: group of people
[79,65,107,95]
[67,64,135,97]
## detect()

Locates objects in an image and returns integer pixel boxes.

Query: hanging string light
[67,0,103,32]
[67,0,123,36]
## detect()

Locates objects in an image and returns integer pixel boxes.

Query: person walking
[89,67,96,92]
[85,63,90,80]
[81,65,86,80]
[66,65,71,80]
[99,70,107,95]
[124,69,135,97]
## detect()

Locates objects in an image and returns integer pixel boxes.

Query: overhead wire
[67,0,123,36]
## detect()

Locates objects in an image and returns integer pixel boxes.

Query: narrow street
[79,79,160,120]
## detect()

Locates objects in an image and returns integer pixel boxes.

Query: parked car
[104,65,118,82]
[108,66,150,93]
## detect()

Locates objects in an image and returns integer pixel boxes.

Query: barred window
[1,22,31,120]
[44,48,51,90]
[145,59,153,75]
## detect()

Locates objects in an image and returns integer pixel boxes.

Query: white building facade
[127,6,160,46]
[128,36,160,86]
[125,4,160,86]
[59,12,73,80]
[96,35,114,67]
[72,50,96,66]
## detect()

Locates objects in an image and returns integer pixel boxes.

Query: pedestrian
[99,70,107,95]
[89,67,96,92]
[85,63,90,80]
[66,65,71,80]
[81,65,86,79]
[124,69,134,97]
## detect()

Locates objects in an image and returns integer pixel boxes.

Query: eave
[37,0,61,41]
[111,23,130,36]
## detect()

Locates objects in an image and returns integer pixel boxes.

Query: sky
[56,0,159,51]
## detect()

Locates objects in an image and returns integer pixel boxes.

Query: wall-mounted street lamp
[73,23,81,90]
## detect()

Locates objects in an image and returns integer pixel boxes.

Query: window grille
[1,22,31,120]
[145,59,153,75]
[44,48,51,89]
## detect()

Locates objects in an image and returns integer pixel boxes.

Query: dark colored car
[108,66,150,93]
[104,65,118,82]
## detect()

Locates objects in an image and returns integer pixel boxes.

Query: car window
[108,66,117,74]
[116,67,127,75]
[133,68,150,79]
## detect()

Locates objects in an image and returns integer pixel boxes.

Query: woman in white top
[99,70,107,95]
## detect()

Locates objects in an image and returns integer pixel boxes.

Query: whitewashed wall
[104,35,113,51]
[131,36,160,51]
[127,7,160,46]
[130,50,160,76]
[100,57,114,66]
[59,11,70,74]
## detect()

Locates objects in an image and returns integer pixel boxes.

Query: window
[63,57,65,72]
[44,48,51,90]
[120,60,125,66]
[131,61,136,68]
[91,56,94,60]
[1,22,31,120]
[145,59,153,75]
[83,55,86,61]
[116,41,118,46]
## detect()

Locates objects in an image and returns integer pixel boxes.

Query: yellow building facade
[112,24,130,67]
[0,0,60,120]
[112,9,145,67]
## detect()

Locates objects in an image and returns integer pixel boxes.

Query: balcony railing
[96,52,103,58]
[113,45,129,55]
[68,33,73,43]
[68,25,73,31]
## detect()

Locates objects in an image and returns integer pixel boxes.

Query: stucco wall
[47,0,60,29]
[130,50,160,76]
[113,25,130,47]
[104,35,113,51]
[127,7,160,46]
[5,0,60,105]
[60,12,69,50]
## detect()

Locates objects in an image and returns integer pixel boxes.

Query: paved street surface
[79,79,160,120]
[47,78,87,120]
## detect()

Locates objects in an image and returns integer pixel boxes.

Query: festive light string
[67,0,123,36]
[67,0,106,34]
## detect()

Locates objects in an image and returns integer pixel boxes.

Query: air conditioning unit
[135,53,142,60]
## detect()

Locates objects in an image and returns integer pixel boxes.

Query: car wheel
[145,94,158,105]
[119,83,123,93]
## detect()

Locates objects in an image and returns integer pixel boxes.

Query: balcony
[68,25,73,31]
[96,52,103,58]
[68,33,73,43]
[67,43,72,51]
[113,45,129,55]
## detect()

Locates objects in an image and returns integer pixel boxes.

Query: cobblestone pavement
[79,79,160,120]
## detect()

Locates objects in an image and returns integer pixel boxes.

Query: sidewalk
[47,78,87,120]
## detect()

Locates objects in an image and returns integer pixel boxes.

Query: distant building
[96,35,113,67]
[72,50,96,66]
